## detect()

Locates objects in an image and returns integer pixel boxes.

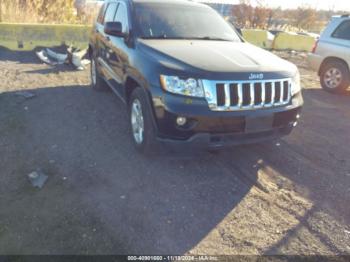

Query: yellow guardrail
[272,32,316,52]
[0,23,91,51]
[242,29,273,49]
[0,23,316,52]
[242,29,316,52]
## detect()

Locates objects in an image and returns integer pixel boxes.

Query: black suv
[89,0,304,153]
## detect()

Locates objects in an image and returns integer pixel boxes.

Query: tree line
[232,0,348,32]
[0,0,78,23]
[0,0,348,30]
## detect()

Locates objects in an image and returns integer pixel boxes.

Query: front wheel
[129,88,157,154]
[320,61,350,94]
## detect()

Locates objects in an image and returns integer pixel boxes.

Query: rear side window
[332,20,350,40]
[97,4,107,24]
[104,3,118,24]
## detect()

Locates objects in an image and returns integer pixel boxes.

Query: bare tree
[293,6,317,30]
[232,0,271,29]
[0,0,2,22]
[252,7,270,28]
[232,0,253,27]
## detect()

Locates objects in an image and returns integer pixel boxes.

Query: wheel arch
[319,57,350,76]
[124,75,159,131]
[124,76,141,105]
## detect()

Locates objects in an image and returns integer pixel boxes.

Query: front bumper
[151,91,303,148]
[158,125,295,149]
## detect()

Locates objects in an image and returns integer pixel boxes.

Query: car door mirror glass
[104,22,126,37]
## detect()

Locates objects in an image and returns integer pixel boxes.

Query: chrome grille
[202,78,292,111]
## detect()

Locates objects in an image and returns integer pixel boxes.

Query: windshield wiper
[140,35,186,40]
[140,35,231,41]
[188,36,232,41]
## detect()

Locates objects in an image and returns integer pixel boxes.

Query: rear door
[331,19,350,68]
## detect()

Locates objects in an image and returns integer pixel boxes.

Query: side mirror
[104,22,126,37]
[235,27,242,36]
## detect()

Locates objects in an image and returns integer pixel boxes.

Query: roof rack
[341,14,349,17]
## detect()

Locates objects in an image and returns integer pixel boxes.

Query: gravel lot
[0,48,349,255]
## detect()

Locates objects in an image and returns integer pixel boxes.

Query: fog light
[176,117,187,126]
[296,114,301,120]
[293,122,298,127]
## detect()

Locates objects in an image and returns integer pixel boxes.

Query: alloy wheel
[131,99,144,144]
[324,67,342,89]
[91,59,97,85]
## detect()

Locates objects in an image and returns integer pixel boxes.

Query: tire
[128,88,157,154]
[90,57,109,92]
[320,60,350,94]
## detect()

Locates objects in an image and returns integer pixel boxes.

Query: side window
[332,20,350,40]
[97,4,106,24]
[114,3,129,33]
[104,3,118,24]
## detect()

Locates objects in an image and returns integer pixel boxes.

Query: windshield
[134,2,241,42]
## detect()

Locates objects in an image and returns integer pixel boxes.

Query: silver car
[308,15,350,93]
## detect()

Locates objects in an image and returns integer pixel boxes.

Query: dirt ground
[0,48,350,255]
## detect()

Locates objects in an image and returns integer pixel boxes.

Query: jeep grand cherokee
[89,0,303,153]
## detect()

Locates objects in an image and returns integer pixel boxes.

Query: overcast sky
[264,0,350,11]
[195,0,350,11]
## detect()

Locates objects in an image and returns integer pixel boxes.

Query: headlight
[291,71,301,96]
[160,75,204,97]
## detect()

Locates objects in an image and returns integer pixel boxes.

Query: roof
[332,14,350,19]
[192,0,239,5]
[131,0,214,9]
[133,0,201,4]
[132,0,237,5]
[105,0,237,9]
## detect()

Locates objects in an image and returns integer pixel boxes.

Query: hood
[138,39,297,74]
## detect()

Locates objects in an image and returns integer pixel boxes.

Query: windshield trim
[139,36,234,41]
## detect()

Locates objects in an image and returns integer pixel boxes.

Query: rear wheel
[129,88,157,154]
[91,57,109,91]
[320,61,350,94]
